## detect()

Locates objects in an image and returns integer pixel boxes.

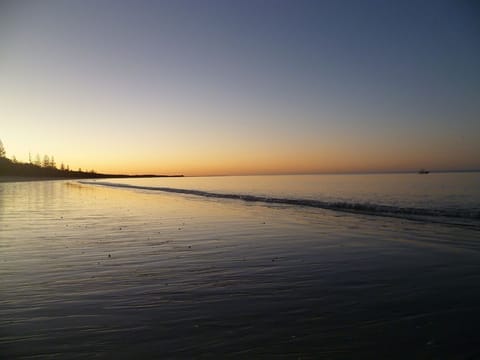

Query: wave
[79,181,480,227]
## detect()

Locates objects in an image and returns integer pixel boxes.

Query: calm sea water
[1,173,480,358]
[87,172,480,226]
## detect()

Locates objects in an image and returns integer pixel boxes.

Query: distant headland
[0,143,182,181]
[0,157,183,181]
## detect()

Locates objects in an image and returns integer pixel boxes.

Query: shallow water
[1,179,480,358]
[103,172,480,208]
[87,172,480,226]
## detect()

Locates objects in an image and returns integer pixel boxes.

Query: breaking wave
[79,181,480,227]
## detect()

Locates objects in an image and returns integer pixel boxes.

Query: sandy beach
[1,179,480,358]
[0,176,68,182]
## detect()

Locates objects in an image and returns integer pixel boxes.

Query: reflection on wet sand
[1,180,480,358]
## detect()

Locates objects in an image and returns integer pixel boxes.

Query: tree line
[0,139,100,178]
[0,139,91,173]
[28,153,72,172]
[0,139,174,179]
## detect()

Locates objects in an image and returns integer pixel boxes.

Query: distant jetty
[418,169,430,174]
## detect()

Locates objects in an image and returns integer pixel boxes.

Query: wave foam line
[79,181,480,223]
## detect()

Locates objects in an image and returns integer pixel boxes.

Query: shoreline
[0,175,179,183]
[2,179,479,358]
[0,176,71,183]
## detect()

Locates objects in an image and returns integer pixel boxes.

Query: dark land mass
[0,157,183,181]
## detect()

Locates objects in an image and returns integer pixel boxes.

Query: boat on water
[418,169,430,174]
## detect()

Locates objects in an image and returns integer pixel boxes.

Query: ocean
[1,173,480,358]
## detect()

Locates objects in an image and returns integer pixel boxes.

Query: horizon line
[173,169,480,177]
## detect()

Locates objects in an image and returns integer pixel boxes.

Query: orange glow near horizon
[3,132,478,176]
[2,104,479,176]
[1,1,479,176]
[2,93,479,176]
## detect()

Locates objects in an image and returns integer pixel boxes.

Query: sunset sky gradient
[1,0,479,175]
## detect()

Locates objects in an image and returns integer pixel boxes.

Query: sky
[1,0,479,175]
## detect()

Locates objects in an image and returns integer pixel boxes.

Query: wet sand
[1,180,480,358]
[0,176,67,182]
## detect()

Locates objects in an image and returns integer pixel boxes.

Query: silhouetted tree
[43,155,50,168]
[12,155,17,163]
[0,139,5,158]
[60,162,65,171]
[50,155,56,168]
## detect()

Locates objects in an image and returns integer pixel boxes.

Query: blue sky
[1,0,479,174]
